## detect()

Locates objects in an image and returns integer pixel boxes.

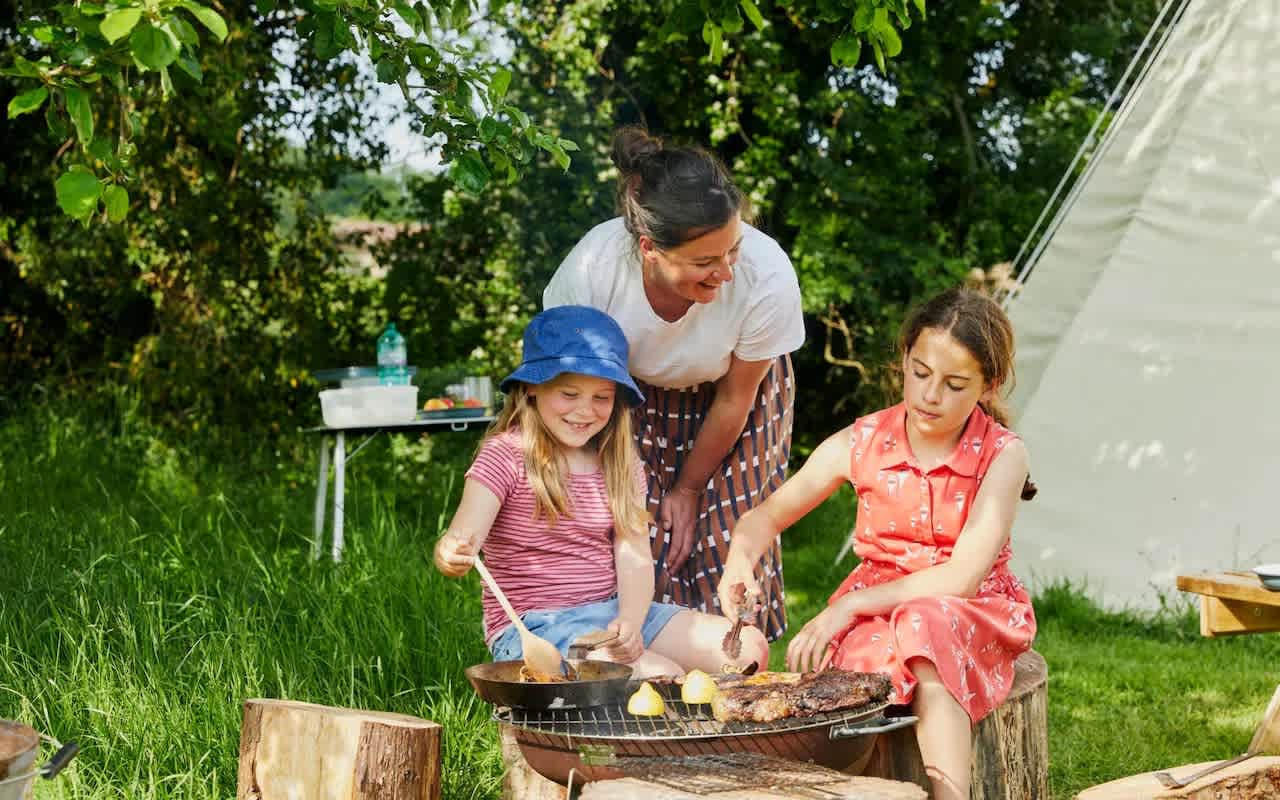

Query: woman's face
[640,218,743,305]
[902,327,991,444]
[528,373,617,450]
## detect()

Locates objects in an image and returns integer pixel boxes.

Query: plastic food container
[319,386,419,428]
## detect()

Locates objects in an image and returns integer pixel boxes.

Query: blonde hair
[482,378,649,537]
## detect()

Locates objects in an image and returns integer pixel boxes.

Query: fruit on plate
[423,397,454,411]
[680,669,719,704]
[461,398,485,408]
[626,681,666,716]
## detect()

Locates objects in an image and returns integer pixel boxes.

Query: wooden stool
[862,649,1049,800]
[236,699,442,799]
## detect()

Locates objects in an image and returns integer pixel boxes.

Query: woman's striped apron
[632,355,796,641]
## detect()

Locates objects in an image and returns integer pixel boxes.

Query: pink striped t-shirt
[465,430,645,644]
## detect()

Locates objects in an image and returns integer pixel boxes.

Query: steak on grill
[710,669,893,723]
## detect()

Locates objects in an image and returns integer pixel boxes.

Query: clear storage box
[319,385,419,428]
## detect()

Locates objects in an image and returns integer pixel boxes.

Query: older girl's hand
[715,561,761,622]
[785,596,857,673]
[433,531,476,577]
[658,486,701,570]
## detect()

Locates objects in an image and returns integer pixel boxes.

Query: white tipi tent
[1003,0,1280,609]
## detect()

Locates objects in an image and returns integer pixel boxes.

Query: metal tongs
[721,582,758,661]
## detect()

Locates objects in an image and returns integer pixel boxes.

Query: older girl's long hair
[483,380,648,537]
[900,288,1038,500]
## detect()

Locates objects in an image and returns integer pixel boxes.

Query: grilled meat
[710,669,892,723]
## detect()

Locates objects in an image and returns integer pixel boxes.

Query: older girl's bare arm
[716,425,854,614]
[433,479,502,577]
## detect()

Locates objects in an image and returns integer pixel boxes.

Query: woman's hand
[658,486,701,569]
[602,618,645,663]
[785,595,858,673]
[433,531,476,577]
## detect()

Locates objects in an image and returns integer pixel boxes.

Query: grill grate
[495,699,886,740]
[620,753,853,797]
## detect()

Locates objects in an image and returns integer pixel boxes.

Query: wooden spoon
[472,559,565,678]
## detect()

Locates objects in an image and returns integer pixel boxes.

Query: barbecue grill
[497,696,917,785]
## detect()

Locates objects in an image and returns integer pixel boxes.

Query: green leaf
[873,7,889,27]
[160,64,175,96]
[176,52,202,81]
[7,86,48,119]
[168,17,200,45]
[256,0,277,12]
[913,0,925,15]
[557,137,579,152]
[871,38,885,72]
[853,3,874,32]
[489,67,511,102]
[450,0,469,29]
[103,184,129,222]
[1,55,42,78]
[54,168,102,220]
[374,56,400,84]
[550,144,570,171]
[414,2,433,32]
[720,6,743,34]
[505,105,529,129]
[64,86,94,144]
[100,7,141,43]
[478,116,497,142]
[830,32,861,67]
[392,0,419,33]
[131,23,179,70]
[178,1,228,41]
[879,23,902,57]
[45,101,69,138]
[449,151,490,194]
[739,0,765,30]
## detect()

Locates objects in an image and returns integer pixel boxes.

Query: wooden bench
[501,650,1048,800]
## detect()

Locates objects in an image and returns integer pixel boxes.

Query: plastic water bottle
[376,322,409,386]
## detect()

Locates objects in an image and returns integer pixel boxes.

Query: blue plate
[418,407,488,420]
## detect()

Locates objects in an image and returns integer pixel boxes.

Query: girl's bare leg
[906,657,972,800]
[587,648,684,679]
[647,610,769,674]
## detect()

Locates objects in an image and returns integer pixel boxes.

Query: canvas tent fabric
[1004,0,1280,609]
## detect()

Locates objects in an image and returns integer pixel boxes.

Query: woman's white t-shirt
[543,217,805,389]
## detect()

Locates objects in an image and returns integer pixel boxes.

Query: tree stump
[862,649,1049,800]
[1074,757,1280,799]
[0,722,39,800]
[500,722,567,800]
[236,699,442,800]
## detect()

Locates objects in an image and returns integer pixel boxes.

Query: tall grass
[2,389,1278,798]
[1,388,501,798]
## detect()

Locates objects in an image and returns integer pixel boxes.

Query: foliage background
[3,0,1163,443]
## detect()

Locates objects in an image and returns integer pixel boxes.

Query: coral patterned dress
[826,403,1036,722]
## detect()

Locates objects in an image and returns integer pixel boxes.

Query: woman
[543,126,805,640]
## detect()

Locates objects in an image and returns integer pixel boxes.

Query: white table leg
[332,430,346,562]
[312,437,330,560]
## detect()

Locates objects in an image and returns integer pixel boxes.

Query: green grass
[2,390,1278,798]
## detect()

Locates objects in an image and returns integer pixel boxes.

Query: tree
[6,0,924,223]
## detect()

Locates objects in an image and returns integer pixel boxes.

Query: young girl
[435,305,768,679]
[717,289,1037,800]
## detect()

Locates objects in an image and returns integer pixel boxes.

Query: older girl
[718,289,1037,800]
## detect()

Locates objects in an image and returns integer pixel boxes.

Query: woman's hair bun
[611,126,662,174]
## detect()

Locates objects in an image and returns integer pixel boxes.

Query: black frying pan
[465,659,634,709]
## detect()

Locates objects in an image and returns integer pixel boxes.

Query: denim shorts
[489,597,685,662]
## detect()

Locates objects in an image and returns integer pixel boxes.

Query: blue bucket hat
[501,305,644,407]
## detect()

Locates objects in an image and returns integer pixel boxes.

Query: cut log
[1075,756,1280,799]
[499,723,567,800]
[580,775,927,800]
[862,649,1049,800]
[236,699,441,800]
[0,722,39,800]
